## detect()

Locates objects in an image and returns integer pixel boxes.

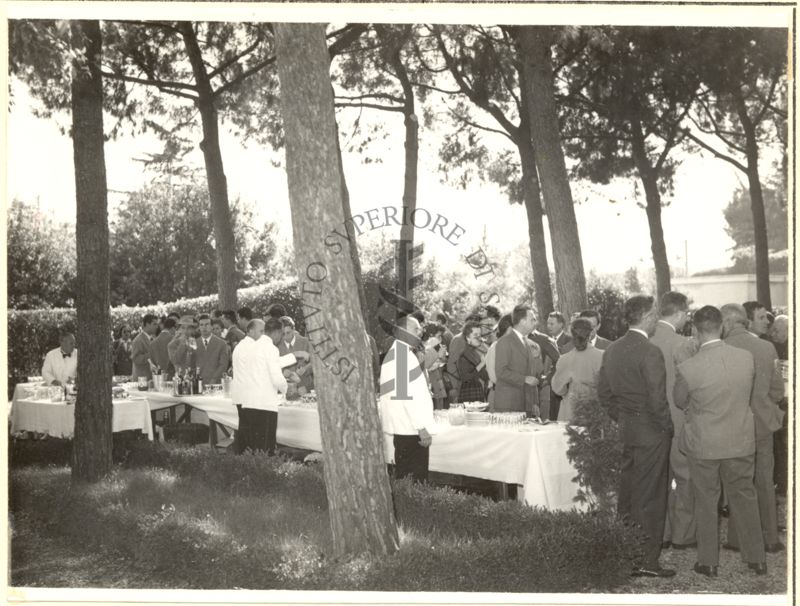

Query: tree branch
[212,55,277,98]
[208,33,264,80]
[335,101,405,113]
[335,92,404,105]
[448,107,516,143]
[753,71,781,126]
[683,130,747,172]
[100,69,199,101]
[328,24,370,58]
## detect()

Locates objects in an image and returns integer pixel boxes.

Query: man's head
[511,304,535,335]
[435,311,449,327]
[659,291,690,330]
[60,331,76,354]
[198,314,212,339]
[496,313,514,340]
[178,315,196,336]
[624,295,658,336]
[771,315,789,344]
[546,311,566,337]
[693,305,723,344]
[484,305,502,323]
[265,317,284,345]
[167,312,181,323]
[743,301,769,336]
[210,318,224,338]
[237,307,254,330]
[246,318,265,340]
[396,314,423,347]
[221,310,237,329]
[142,314,159,336]
[720,303,748,338]
[281,316,296,342]
[267,303,287,320]
[163,317,177,334]
[116,325,132,341]
[212,310,223,320]
[578,310,601,339]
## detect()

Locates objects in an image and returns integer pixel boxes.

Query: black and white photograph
[3,1,794,603]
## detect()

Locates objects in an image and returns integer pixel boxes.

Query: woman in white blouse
[551,318,604,424]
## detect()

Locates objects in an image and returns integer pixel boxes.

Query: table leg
[209,420,218,447]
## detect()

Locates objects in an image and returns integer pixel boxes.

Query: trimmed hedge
[7,279,304,382]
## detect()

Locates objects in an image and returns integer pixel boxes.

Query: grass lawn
[7,438,789,594]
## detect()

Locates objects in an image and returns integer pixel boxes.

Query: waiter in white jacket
[231,318,288,454]
[42,332,78,386]
[379,315,436,482]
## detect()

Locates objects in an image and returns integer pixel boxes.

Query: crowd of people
[377,293,788,580]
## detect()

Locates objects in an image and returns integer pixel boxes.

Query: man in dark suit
[494,305,543,416]
[651,291,697,550]
[278,316,313,392]
[195,313,230,384]
[598,295,674,578]
[150,316,177,379]
[578,310,612,350]
[131,314,159,382]
[435,311,454,349]
[222,310,246,353]
[675,305,766,577]
[528,326,561,420]
[546,311,573,353]
[721,303,785,554]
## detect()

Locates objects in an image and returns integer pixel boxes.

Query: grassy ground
[8,438,789,594]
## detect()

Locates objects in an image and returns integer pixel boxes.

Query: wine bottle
[196,367,203,395]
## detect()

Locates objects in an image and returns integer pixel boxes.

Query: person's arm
[673,367,690,411]
[643,347,672,432]
[766,348,785,404]
[550,356,570,397]
[597,362,617,421]
[131,336,150,367]
[279,353,298,369]
[42,352,58,385]
[266,345,289,394]
[217,342,229,382]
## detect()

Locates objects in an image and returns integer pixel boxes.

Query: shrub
[587,282,627,341]
[566,397,624,513]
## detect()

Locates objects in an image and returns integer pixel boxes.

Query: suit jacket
[529,331,560,382]
[279,334,314,390]
[594,336,612,351]
[674,341,755,459]
[149,330,175,379]
[225,325,246,353]
[556,332,573,354]
[597,331,673,446]
[494,331,543,413]
[130,331,153,381]
[650,321,696,434]
[444,333,466,390]
[195,334,229,384]
[724,327,784,438]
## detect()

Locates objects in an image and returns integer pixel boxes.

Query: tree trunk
[735,93,772,308]
[515,26,587,315]
[516,98,554,324]
[275,22,399,558]
[70,20,113,483]
[179,22,239,310]
[393,50,419,307]
[630,120,671,299]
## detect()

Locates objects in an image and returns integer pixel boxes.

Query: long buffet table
[9,384,582,511]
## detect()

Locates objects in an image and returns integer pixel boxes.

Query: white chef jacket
[231,336,288,411]
[42,348,78,385]
[379,339,436,436]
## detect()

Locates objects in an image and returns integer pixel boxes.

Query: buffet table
[10,397,154,440]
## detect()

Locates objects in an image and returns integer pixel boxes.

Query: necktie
[204,338,209,348]
[62,351,70,359]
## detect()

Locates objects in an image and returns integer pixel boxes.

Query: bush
[566,397,624,513]
[587,283,628,341]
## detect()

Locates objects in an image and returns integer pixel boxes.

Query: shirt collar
[60,350,72,358]
[285,335,296,348]
[629,328,649,339]
[658,320,676,332]
[590,335,597,346]
[701,338,722,348]
[512,328,527,344]
[552,331,563,342]
[748,331,760,338]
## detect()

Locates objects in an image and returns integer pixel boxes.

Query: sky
[7,75,748,279]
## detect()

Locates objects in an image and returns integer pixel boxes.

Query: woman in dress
[457,321,489,403]
[551,318,604,424]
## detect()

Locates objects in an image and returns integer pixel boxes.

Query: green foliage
[723,185,788,253]
[11,442,640,592]
[566,397,624,513]
[586,280,627,341]
[6,200,77,309]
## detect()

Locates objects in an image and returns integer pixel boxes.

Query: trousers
[663,436,697,544]
[236,406,278,454]
[393,434,429,482]
[688,454,765,566]
[727,434,779,547]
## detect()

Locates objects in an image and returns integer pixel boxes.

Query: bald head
[771,314,788,344]
[720,303,747,338]
[396,314,423,345]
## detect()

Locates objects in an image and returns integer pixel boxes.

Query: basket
[162,423,209,445]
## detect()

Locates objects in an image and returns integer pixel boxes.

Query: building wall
[671,274,789,309]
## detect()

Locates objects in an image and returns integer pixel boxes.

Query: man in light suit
[131,314,159,381]
[195,313,229,384]
[598,295,674,578]
[379,315,436,482]
[721,303,785,554]
[651,291,697,550]
[674,305,766,577]
[231,318,288,454]
[494,305,542,416]
[149,317,176,379]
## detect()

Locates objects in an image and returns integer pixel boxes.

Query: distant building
[672,274,788,309]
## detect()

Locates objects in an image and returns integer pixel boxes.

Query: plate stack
[466,411,491,427]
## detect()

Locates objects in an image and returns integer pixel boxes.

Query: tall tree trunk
[179,22,239,310]
[630,120,671,299]
[517,98,555,324]
[275,22,399,558]
[514,26,587,315]
[392,50,419,307]
[70,20,113,483]
[735,92,772,308]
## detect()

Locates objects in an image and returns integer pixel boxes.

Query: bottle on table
[195,367,203,395]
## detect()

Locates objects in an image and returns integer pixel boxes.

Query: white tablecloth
[10,398,154,440]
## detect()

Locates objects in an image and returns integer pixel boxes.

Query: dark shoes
[722,542,740,552]
[672,541,697,550]
[631,566,676,578]
[765,542,785,553]
[661,540,672,549]
[748,562,768,575]
[694,563,718,577]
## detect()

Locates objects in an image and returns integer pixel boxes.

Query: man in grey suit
[598,295,674,578]
[196,313,230,384]
[651,291,697,550]
[150,316,177,379]
[131,314,159,381]
[494,305,543,416]
[721,303,785,554]
[674,305,766,577]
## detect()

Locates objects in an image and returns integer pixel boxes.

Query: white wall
[671,274,789,308]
